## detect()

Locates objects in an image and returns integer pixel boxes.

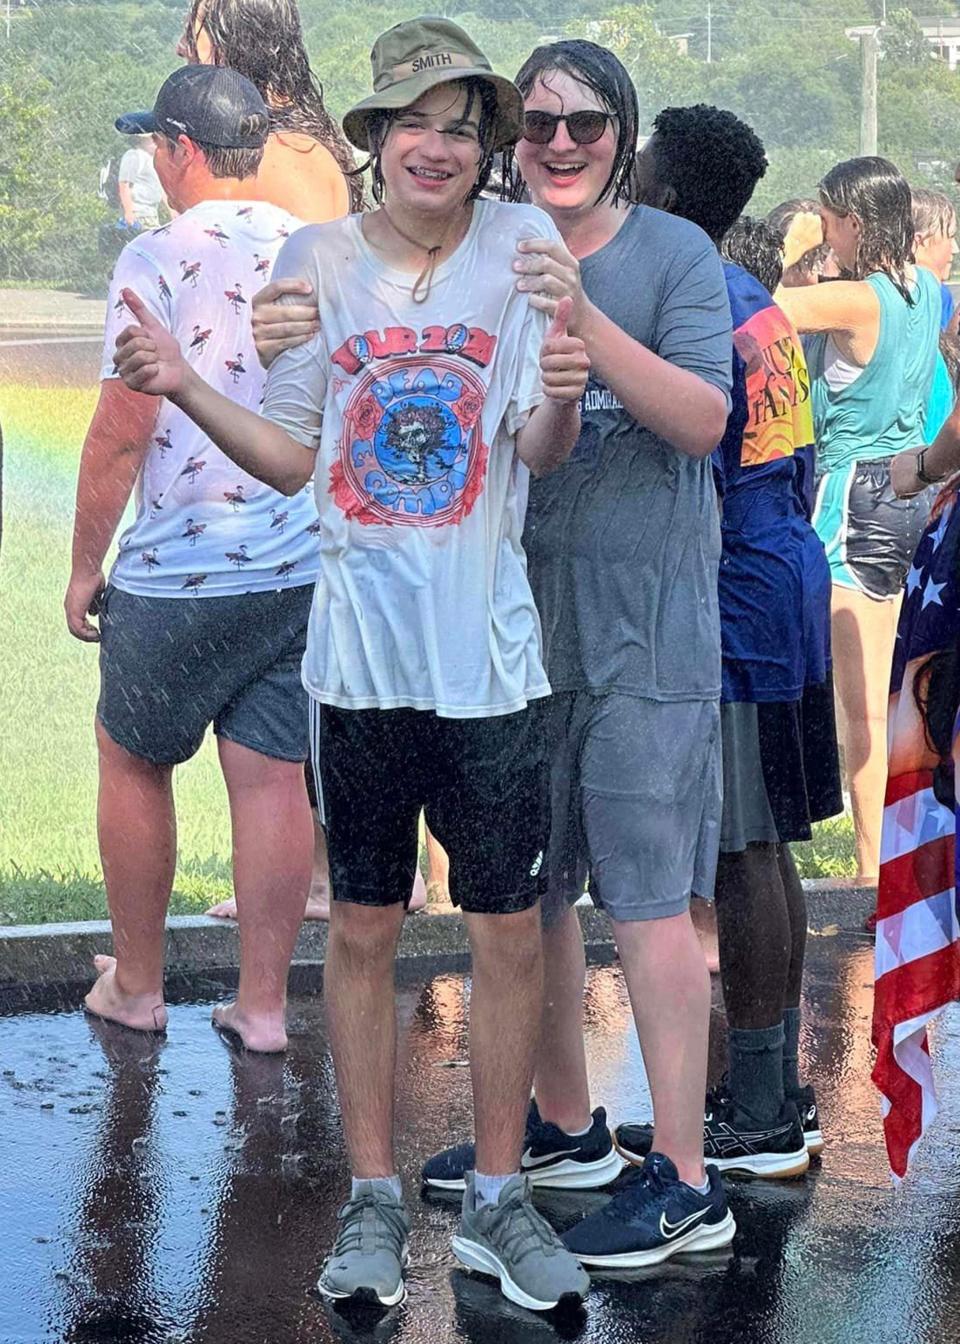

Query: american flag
[872,486,960,1180]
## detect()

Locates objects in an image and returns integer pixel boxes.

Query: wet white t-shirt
[100,200,320,598]
[261,198,556,718]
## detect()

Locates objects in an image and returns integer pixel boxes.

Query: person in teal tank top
[776,157,941,895]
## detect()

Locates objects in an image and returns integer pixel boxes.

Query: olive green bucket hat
[342,16,524,153]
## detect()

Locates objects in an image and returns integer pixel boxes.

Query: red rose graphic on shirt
[453,390,483,430]
[351,396,383,439]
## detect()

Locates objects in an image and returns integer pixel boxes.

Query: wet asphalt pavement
[3,931,960,1344]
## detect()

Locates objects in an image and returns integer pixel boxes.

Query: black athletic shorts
[308,700,548,914]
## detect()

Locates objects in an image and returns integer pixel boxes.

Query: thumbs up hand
[113,289,186,397]
[540,296,590,404]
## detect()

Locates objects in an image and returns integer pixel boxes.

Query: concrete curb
[0,882,875,1008]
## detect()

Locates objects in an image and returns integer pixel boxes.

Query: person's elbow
[684,386,729,459]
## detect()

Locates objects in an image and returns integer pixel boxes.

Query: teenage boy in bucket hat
[112,17,592,1313]
[66,66,318,1053]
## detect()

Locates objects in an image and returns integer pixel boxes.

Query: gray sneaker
[451,1173,590,1311]
[317,1182,410,1306]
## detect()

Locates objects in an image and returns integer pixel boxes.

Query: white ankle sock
[353,1174,402,1202]
[563,1119,593,1137]
[474,1171,517,1207]
[687,1175,711,1195]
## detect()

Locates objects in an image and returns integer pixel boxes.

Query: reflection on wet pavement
[3,933,959,1343]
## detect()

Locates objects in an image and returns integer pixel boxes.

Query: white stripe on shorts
[308,697,327,826]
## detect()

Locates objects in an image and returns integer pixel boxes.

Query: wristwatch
[915,446,946,487]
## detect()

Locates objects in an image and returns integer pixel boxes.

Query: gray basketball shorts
[97,582,312,766]
[539,691,722,924]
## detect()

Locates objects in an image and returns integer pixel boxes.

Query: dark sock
[782,1006,801,1095]
[728,1022,785,1123]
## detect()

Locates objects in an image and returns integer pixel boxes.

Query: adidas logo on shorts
[529,851,544,878]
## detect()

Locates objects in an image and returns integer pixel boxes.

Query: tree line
[2,0,959,289]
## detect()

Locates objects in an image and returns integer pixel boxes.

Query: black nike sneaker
[789,1084,824,1156]
[562,1152,735,1268]
[422,1099,625,1191]
[615,1098,810,1179]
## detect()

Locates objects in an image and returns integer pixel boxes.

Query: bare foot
[83,954,167,1033]
[690,897,720,976]
[212,1001,288,1053]
[206,892,331,921]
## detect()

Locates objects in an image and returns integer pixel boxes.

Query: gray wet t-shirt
[523,205,733,702]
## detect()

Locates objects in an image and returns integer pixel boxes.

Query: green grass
[1,383,235,923]
[0,381,857,925]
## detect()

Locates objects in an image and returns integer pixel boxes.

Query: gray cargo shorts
[539,691,722,924]
[97,582,313,766]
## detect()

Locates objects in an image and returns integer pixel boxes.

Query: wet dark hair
[364,79,500,206]
[818,156,915,302]
[501,40,638,207]
[767,197,833,277]
[648,104,767,244]
[913,631,960,810]
[181,0,363,209]
[721,216,784,292]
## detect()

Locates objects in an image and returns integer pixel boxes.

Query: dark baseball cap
[115,65,269,149]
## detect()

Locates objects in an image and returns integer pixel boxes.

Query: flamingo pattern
[189,325,212,356]
[225,354,246,384]
[180,457,206,484]
[224,282,246,314]
[105,201,318,597]
[225,543,251,569]
[182,518,207,546]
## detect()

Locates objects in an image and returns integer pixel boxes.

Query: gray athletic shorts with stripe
[539,691,722,924]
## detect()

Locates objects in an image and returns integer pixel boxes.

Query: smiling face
[818,203,861,273]
[513,69,618,219]
[377,82,486,217]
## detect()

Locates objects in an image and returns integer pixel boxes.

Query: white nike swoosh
[521,1146,580,1168]
[659,1206,711,1240]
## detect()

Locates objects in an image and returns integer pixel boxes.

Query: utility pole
[5,0,11,43]
[706,0,713,64]
[860,27,879,156]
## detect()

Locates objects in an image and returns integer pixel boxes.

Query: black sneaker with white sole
[789,1084,824,1156]
[707,1075,825,1157]
[615,1098,810,1179]
[562,1152,735,1269]
[422,1099,625,1191]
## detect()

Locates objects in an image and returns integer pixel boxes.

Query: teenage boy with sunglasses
[113,17,592,1315]
[255,40,738,1272]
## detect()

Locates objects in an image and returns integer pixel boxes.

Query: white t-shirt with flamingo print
[99,199,320,598]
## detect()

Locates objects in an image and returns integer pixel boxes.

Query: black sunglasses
[522,110,617,146]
